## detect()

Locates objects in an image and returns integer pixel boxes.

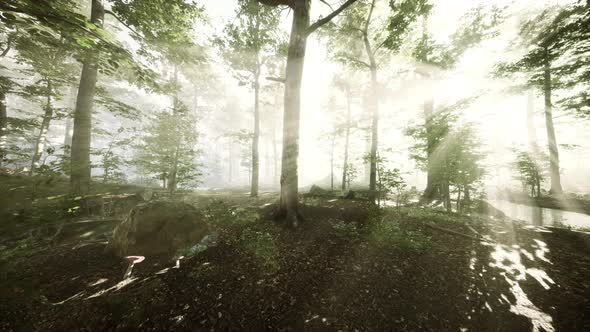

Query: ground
[1,176,590,331]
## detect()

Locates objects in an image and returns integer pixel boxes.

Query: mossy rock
[107,200,209,256]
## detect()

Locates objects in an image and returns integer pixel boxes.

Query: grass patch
[240,229,279,271]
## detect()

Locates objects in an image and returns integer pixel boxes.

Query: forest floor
[1,178,590,331]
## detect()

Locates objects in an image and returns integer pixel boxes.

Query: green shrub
[368,219,430,251]
[331,220,359,238]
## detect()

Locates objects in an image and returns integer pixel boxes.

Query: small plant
[331,219,359,238]
[240,229,279,271]
[368,218,430,251]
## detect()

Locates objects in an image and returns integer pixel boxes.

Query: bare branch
[336,53,370,68]
[307,0,358,36]
[320,0,334,11]
[266,76,286,83]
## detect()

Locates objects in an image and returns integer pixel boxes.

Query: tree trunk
[251,65,260,197]
[542,49,563,194]
[70,0,104,194]
[31,79,53,175]
[278,0,310,226]
[341,87,351,192]
[330,133,335,191]
[422,98,439,201]
[0,87,7,167]
[168,68,182,194]
[363,0,378,203]
[63,85,77,150]
[228,138,233,183]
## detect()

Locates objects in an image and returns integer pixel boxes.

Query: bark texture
[542,50,563,194]
[70,0,104,194]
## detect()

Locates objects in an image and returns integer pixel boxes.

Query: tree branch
[266,76,286,83]
[307,0,359,36]
[104,10,142,39]
[0,35,11,57]
[258,0,295,8]
[320,0,334,11]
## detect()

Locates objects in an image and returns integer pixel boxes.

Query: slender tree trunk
[31,79,53,175]
[330,133,335,191]
[341,87,351,192]
[0,87,7,167]
[228,138,233,184]
[64,84,77,149]
[70,0,104,194]
[542,49,563,194]
[169,67,181,194]
[363,0,378,203]
[251,65,260,197]
[422,98,439,201]
[278,0,310,226]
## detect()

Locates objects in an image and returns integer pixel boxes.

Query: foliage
[406,105,485,211]
[513,150,547,197]
[331,219,360,238]
[133,104,202,189]
[368,218,430,251]
[377,166,407,208]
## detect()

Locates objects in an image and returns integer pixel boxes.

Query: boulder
[308,185,330,196]
[107,200,209,256]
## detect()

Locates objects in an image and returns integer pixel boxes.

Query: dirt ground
[1,193,590,331]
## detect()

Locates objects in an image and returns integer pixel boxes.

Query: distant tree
[321,0,430,202]
[514,150,546,198]
[411,4,503,202]
[407,104,485,212]
[493,3,590,194]
[216,0,284,197]
[133,106,201,190]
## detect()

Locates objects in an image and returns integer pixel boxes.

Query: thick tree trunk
[70,0,104,194]
[278,0,310,226]
[31,79,53,174]
[542,50,563,194]
[341,87,351,192]
[0,88,7,167]
[251,67,260,197]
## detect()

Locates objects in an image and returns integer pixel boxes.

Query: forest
[1,0,590,331]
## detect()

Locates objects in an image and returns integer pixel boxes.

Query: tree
[217,0,283,197]
[133,106,201,190]
[514,150,546,198]
[494,5,583,194]
[12,31,77,175]
[407,103,485,212]
[410,4,503,202]
[321,0,430,202]
[256,0,359,226]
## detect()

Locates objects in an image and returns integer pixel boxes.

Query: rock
[107,200,209,256]
[308,185,330,196]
